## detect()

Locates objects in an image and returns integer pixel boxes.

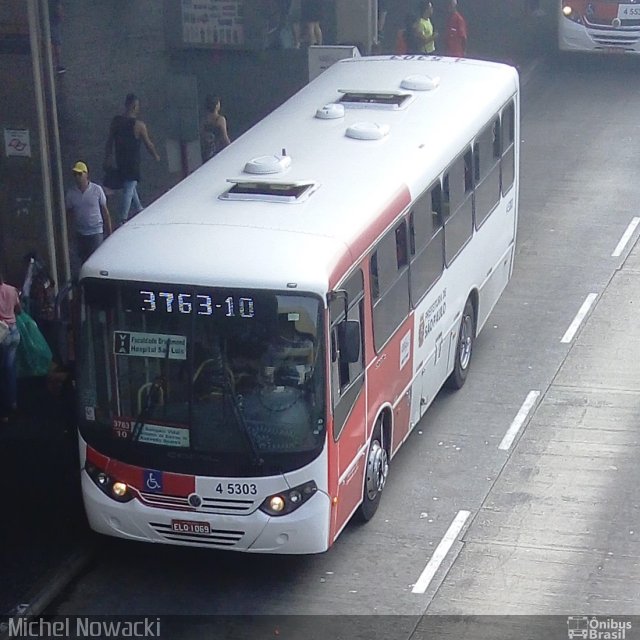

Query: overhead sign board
[180,0,244,48]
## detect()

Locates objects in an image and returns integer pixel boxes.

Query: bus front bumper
[559,19,640,53]
[82,472,331,554]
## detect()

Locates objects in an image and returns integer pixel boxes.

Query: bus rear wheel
[356,421,388,522]
[445,297,475,390]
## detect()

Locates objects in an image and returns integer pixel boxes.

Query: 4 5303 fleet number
[215,482,257,496]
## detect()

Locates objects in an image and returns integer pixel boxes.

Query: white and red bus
[78,55,519,553]
[559,0,640,53]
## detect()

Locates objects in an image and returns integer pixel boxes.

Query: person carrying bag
[16,310,53,379]
[0,270,22,423]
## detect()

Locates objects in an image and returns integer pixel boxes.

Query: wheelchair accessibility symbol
[144,469,164,493]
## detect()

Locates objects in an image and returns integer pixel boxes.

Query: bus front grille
[590,32,640,46]
[149,522,245,546]
[140,491,255,513]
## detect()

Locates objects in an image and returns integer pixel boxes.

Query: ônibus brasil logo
[567,616,632,640]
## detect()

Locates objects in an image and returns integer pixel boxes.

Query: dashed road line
[499,390,540,451]
[412,510,470,595]
[612,217,640,257]
[560,293,597,344]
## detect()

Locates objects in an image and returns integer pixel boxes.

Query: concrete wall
[0,1,49,286]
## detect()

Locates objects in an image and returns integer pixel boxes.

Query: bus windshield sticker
[137,423,190,448]
[113,331,187,360]
[112,418,190,448]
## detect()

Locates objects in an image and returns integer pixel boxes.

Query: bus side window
[446,156,465,214]
[442,174,451,219]
[501,100,516,195]
[464,149,473,193]
[492,118,501,158]
[395,220,409,268]
[371,221,411,351]
[409,182,444,306]
[474,116,501,228]
[444,151,474,266]
[330,269,365,440]
[370,252,380,300]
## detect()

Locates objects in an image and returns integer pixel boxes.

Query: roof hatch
[337,90,414,110]
[219,180,319,203]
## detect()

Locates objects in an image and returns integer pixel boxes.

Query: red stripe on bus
[329,186,412,288]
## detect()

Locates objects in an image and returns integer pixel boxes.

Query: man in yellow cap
[65,161,112,274]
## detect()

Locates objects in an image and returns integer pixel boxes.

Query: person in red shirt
[444,0,468,58]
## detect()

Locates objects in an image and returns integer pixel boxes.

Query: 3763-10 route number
[215,482,257,496]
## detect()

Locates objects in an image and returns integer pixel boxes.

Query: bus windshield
[78,279,326,476]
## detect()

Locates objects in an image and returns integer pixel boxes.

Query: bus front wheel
[356,420,389,522]
[445,297,475,390]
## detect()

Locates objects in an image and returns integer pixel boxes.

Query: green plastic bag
[16,311,53,378]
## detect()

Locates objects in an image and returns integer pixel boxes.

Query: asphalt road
[36,54,640,638]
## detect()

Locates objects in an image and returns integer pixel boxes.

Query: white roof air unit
[244,153,292,175]
[345,122,390,141]
[400,74,440,91]
[315,103,345,120]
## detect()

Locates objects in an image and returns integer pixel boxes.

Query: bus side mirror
[338,320,360,363]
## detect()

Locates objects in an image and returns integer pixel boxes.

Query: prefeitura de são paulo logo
[567,616,632,640]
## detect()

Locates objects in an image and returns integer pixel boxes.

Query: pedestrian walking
[413,1,437,54]
[301,0,323,46]
[0,269,22,424]
[200,95,231,162]
[443,0,467,57]
[279,0,302,49]
[396,11,419,54]
[104,93,160,225]
[65,161,112,272]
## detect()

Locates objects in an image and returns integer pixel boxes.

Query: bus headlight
[85,462,134,503]
[259,481,317,516]
[562,4,581,22]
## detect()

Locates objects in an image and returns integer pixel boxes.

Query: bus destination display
[139,290,255,317]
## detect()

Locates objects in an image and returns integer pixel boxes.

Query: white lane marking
[499,390,540,451]
[612,217,640,257]
[412,510,470,594]
[560,293,597,344]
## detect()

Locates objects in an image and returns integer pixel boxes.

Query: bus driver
[262,313,314,388]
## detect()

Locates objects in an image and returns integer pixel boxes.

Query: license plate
[171,519,211,534]
[618,4,640,19]
[604,46,626,54]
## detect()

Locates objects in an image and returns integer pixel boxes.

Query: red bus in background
[559,0,640,53]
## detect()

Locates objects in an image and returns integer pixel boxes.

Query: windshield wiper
[209,340,264,468]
